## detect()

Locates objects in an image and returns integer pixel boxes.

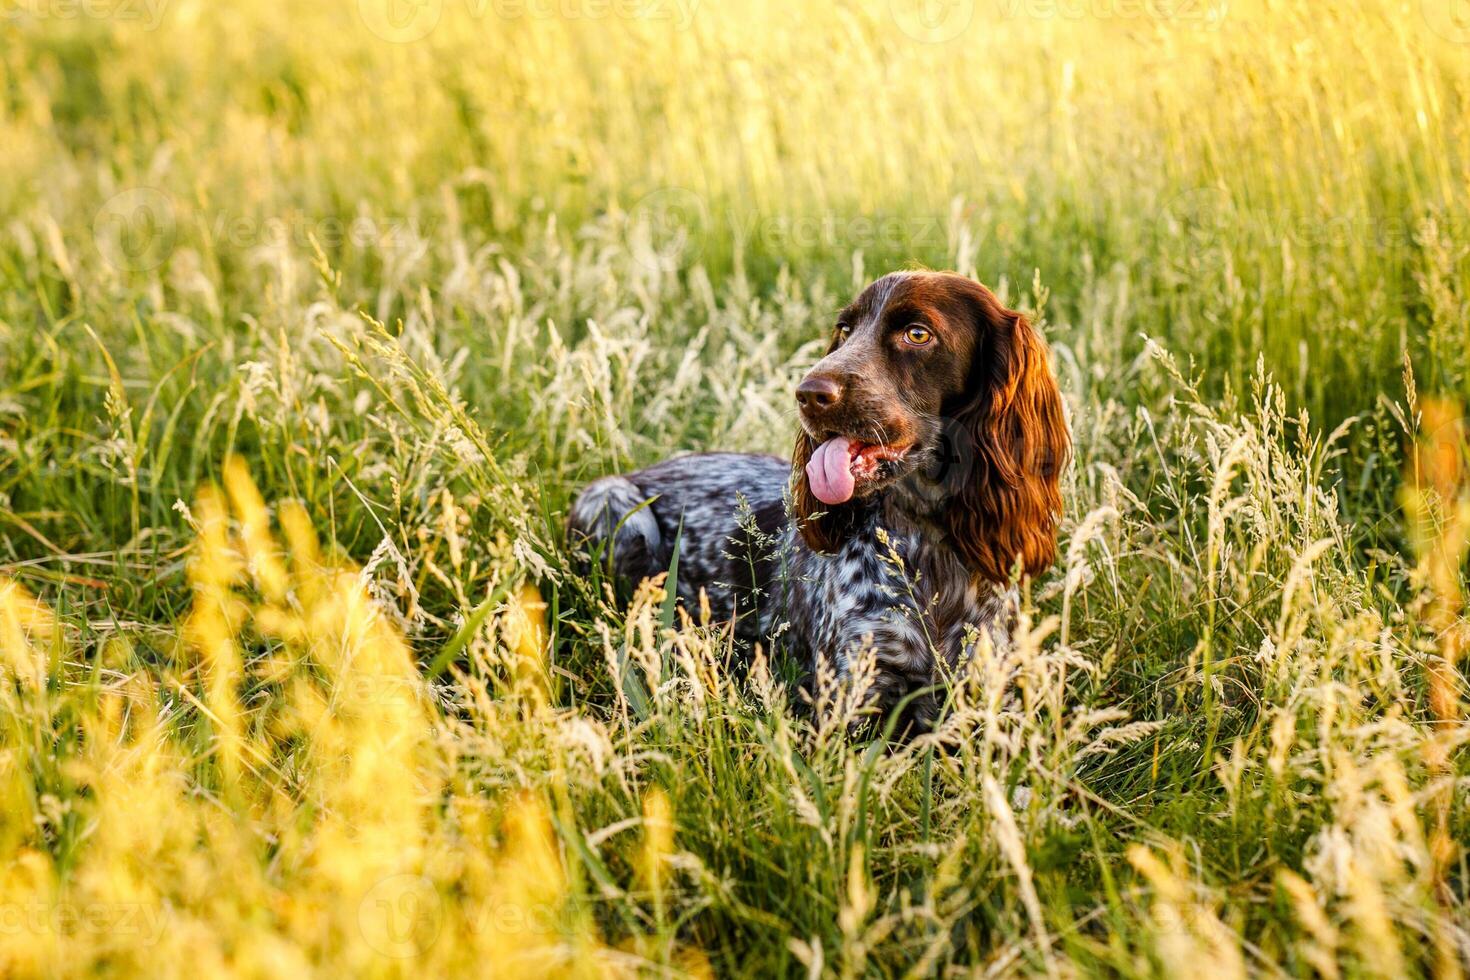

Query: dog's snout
[796,375,843,411]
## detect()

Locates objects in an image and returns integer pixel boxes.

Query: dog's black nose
[795,375,843,411]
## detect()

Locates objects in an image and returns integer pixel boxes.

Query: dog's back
[567,453,791,640]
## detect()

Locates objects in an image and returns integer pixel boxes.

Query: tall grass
[0,0,1467,974]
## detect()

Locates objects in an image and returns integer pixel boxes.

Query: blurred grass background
[1,0,1469,975]
[3,0,1469,563]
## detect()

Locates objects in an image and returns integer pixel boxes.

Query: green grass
[1,0,1468,975]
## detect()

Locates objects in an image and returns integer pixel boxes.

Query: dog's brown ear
[947,286,1069,583]
[792,430,858,554]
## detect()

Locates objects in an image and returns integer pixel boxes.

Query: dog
[569,271,1068,728]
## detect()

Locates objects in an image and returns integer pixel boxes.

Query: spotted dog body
[783,493,1018,725]
[569,272,1068,731]
[569,452,1015,725]
[568,453,791,643]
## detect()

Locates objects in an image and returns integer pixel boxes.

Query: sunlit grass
[0,0,1467,974]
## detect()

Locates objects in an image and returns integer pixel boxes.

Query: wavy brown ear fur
[949,288,1069,584]
[793,430,858,553]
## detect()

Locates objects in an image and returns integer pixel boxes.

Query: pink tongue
[806,436,856,505]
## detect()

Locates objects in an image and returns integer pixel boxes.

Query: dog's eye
[903,326,933,347]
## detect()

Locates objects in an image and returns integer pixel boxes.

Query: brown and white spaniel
[569,271,1069,729]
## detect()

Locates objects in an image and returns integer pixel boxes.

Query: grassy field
[2,0,1469,975]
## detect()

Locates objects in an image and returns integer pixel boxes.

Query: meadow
[1,0,1469,974]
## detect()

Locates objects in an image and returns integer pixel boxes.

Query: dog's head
[792,271,1069,583]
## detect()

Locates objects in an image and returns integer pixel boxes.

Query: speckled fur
[568,453,1015,727]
